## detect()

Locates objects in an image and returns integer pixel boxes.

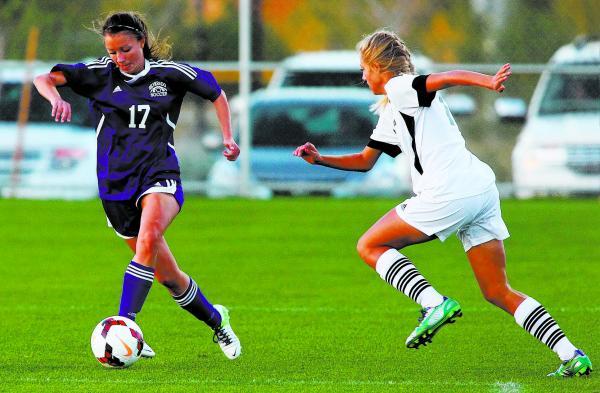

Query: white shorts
[395,186,509,252]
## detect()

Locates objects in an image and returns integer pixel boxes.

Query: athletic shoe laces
[418,307,431,323]
[213,326,233,346]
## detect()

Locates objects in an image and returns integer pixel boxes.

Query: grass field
[0,197,599,393]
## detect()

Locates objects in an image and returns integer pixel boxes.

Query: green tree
[0,0,102,60]
[493,0,600,99]
[496,0,600,64]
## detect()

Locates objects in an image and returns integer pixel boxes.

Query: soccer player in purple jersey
[34,11,241,360]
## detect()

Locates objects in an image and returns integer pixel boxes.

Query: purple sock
[118,261,154,321]
[173,278,221,329]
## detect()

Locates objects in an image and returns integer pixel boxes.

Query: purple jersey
[52,57,221,200]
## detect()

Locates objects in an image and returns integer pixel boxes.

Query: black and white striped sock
[375,249,444,308]
[514,297,577,361]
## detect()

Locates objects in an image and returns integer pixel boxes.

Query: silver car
[206,87,411,198]
[511,38,600,198]
[0,61,97,199]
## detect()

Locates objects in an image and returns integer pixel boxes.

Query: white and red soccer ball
[90,316,144,368]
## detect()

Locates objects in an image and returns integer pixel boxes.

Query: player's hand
[51,98,72,122]
[223,138,240,161]
[293,142,321,164]
[491,63,511,93]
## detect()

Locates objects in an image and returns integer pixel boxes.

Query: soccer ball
[90,316,144,368]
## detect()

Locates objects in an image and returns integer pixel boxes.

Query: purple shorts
[102,178,184,239]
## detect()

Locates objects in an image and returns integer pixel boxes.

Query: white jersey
[368,74,495,203]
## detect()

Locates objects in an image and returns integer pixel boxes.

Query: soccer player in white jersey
[34,11,241,361]
[294,29,591,377]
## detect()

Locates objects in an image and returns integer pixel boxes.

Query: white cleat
[140,341,155,358]
[213,305,242,360]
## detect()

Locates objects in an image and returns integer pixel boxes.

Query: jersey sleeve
[384,74,436,116]
[51,58,108,98]
[178,63,222,102]
[367,139,401,157]
[368,107,402,157]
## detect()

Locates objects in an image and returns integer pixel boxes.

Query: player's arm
[294,143,382,172]
[425,63,511,93]
[33,71,72,122]
[212,91,240,161]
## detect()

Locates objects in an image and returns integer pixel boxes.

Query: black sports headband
[105,24,142,34]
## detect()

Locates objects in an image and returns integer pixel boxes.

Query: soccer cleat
[405,297,462,349]
[547,349,592,377]
[140,341,155,358]
[213,305,242,360]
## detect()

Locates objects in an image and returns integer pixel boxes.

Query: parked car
[206,87,411,198]
[0,61,97,199]
[267,50,433,89]
[267,50,476,116]
[511,37,600,198]
[494,96,528,122]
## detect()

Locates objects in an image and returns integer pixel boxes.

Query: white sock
[514,297,577,361]
[375,249,444,308]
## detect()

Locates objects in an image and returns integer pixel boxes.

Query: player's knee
[356,236,369,261]
[136,227,162,255]
[356,235,377,266]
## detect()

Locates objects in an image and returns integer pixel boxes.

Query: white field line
[493,381,523,393]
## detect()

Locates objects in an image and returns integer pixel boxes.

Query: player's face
[360,60,387,95]
[104,32,145,74]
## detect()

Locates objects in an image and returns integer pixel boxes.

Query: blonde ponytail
[357,29,414,113]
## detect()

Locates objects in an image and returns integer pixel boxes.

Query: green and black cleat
[547,349,592,377]
[405,297,462,349]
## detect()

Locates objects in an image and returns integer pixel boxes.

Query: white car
[268,50,433,90]
[511,37,600,198]
[0,61,97,199]
[267,50,475,116]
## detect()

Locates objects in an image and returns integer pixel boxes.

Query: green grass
[0,197,599,393]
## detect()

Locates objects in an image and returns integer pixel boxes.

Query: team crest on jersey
[149,81,168,97]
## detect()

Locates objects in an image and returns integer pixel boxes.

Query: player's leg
[125,236,187,295]
[125,236,220,325]
[465,239,524,314]
[120,236,155,358]
[467,239,591,377]
[356,208,461,348]
[134,192,180,266]
[356,208,435,268]
[117,193,179,322]
[124,218,241,359]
